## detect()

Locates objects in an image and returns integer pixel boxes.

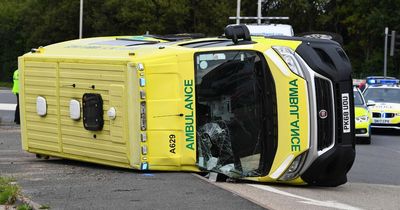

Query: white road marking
[248,184,363,210]
[0,103,16,111]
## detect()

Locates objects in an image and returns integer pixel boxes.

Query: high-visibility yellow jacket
[12,69,19,94]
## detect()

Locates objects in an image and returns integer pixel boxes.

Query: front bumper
[299,79,355,186]
[292,38,355,186]
[301,145,355,186]
[355,129,370,137]
[371,123,400,129]
[371,115,400,129]
[355,122,370,137]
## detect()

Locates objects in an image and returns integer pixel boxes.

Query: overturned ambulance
[18,25,355,186]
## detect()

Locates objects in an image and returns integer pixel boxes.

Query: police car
[363,79,400,130]
[354,87,372,143]
[359,76,397,91]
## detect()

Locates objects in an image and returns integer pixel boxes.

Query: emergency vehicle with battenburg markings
[363,79,400,130]
[18,25,355,186]
[353,86,372,144]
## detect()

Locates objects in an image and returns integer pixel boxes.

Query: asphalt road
[0,125,264,210]
[217,132,400,210]
[1,88,400,209]
[0,88,16,124]
[2,128,400,210]
[0,88,265,209]
[349,130,400,186]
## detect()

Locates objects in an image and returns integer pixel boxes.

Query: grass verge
[0,176,37,210]
[0,82,12,88]
[0,176,19,205]
[17,203,32,210]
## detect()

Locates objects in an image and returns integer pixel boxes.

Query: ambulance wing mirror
[224,25,251,44]
[367,100,375,107]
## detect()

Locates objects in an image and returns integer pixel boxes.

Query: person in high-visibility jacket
[12,69,20,124]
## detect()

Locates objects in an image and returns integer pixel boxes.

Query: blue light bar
[367,78,399,85]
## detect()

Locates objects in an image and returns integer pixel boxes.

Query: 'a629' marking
[169,134,176,154]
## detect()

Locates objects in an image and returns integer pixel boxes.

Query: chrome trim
[355,133,370,137]
[294,54,336,175]
[371,125,400,129]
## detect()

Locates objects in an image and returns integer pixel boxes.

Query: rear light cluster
[137,63,149,170]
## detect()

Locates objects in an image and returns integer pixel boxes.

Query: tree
[0,1,30,82]
[2,0,400,82]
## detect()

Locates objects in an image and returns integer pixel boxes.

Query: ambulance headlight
[272,46,304,78]
[396,113,400,117]
[279,152,307,181]
[355,115,369,123]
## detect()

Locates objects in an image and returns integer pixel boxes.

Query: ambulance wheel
[356,137,371,144]
[297,31,344,46]
[35,154,42,159]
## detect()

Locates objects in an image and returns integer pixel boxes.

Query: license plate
[373,119,391,124]
[342,93,351,133]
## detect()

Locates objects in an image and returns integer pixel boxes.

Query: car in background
[354,87,372,144]
[359,76,398,91]
[363,79,400,130]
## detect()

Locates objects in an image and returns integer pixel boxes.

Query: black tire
[364,136,371,145]
[356,136,371,144]
[296,31,344,46]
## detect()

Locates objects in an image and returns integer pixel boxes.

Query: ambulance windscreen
[195,50,277,178]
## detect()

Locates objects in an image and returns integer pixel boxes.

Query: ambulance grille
[315,77,334,150]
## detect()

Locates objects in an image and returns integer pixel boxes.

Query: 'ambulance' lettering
[289,79,301,151]
[184,80,195,150]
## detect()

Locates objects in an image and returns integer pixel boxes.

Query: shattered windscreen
[195,50,277,178]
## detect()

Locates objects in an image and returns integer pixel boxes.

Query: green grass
[0,176,38,209]
[17,203,32,210]
[0,176,20,205]
[0,82,12,88]
[39,204,50,209]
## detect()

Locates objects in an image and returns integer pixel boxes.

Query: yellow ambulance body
[19,26,355,186]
